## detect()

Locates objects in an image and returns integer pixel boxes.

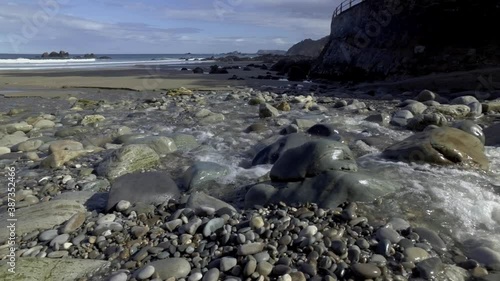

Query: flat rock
[125,136,177,155]
[0,257,109,281]
[382,127,489,170]
[0,200,85,244]
[106,171,180,212]
[0,134,29,148]
[182,161,230,191]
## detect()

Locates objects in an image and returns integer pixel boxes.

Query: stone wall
[311,0,500,80]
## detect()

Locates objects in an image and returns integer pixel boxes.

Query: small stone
[109,272,128,281]
[244,258,257,276]
[116,200,131,211]
[50,234,70,247]
[203,218,225,237]
[61,212,86,234]
[39,229,58,242]
[202,268,220,281]
[351,263,382,279]
[221,257,238,272]
[238,243,265,255]
[256,261,273,276]
[404,247,430,263]
[137,265,155,280]
[299,225,318,237]
[376,227,402,243]
[250,216,265,229]
[188,272,203,281]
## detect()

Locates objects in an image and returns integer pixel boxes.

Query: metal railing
[333,0,364,17]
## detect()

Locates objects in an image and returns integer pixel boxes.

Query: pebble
[116,200,131,211]
[109,272,128,281]
[188,272,203,281]
[238,243,265,255]
[244,258,257,276]
[221,257,238,272]
[97,214,116,224]
[203,218,225,237]
[137,265,155,280]
[351,263,382,279]
[50,234,70,247]
[256,261,273,276]
[376,227,402,243]
[404,247,430,263]
[251,216,265,229]
[39,229,58,242]
[61,212,86,234]
[202,268,220,281]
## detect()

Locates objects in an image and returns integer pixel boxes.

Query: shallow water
[3,89,499,254]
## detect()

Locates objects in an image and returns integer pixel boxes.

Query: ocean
[0,53,241,71]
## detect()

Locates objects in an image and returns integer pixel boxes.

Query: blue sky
[0,0,338,54]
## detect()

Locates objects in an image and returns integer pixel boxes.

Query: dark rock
[484,123,500,146]
[193,67,204,74]
[245,171,398,209]
[270,139,357,182]
[252,133,312,165]
[106,171,180,212]
[416,257,443,280]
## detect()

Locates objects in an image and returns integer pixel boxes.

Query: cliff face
[286,36,330,57]
[312,0,500,80]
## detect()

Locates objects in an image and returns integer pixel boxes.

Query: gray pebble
[39,229,58,242]
[202,268,220,281]
[137,265,155,280]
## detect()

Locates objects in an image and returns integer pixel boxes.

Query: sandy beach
[0,62,301,95]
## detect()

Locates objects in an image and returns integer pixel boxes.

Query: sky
[0,0,339,54]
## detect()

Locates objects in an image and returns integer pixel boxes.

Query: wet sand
[0,62,297,95]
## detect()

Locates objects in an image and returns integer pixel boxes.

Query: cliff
[286,36,330,57]
[311,0,500,81]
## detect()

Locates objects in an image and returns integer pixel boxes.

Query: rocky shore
[0,84,500,281]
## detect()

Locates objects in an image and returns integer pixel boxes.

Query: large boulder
[182,161,230,191]
[252,133,312,165]
[96,144,160,180]
[106,171,180,212]
[245,171,398,209]
[270,139,357,182]
[382,127,489,170]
